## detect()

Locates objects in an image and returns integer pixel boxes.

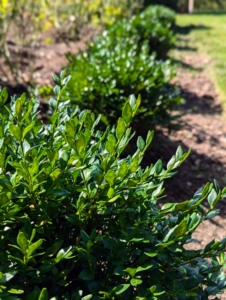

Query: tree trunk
[188,0,194,13]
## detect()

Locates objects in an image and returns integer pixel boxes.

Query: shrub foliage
[0,76,226,299]
[63,5,180,129]
[65,42,180,128]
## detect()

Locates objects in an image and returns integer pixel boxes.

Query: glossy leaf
[38,288,48,300]
[17,231,28,252]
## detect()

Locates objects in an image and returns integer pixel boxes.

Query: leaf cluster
[0,77,226,299]
[62,5,181,129]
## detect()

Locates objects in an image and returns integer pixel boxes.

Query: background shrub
[65,40,181,128]
[104,5,176,59]
[0,77,226,299]
[62,5,180,129]
[143,0,178,11]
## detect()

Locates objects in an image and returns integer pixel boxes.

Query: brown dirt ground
[1,29,226,298]
[0,25,100,94]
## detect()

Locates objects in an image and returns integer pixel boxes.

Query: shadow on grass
[175,24,211,35]
[174,45,197,52]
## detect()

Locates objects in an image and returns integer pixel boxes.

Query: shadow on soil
[179,88,223,115]
[0,81,28,98]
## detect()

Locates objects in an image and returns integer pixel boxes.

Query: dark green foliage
[0,76,226,299]
[143,0,178,11]
[63,5,180,129]
[194,0,226,11]
[104,5,176,59]
[65,42,181,128]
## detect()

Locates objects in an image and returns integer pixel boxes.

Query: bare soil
[0,25,100,95]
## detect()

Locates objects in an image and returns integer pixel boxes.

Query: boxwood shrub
[0,75,226,299]
[103,5,176,59]
[64,40,181,128]
[61,5,179,129]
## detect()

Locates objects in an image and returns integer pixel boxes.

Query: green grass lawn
[176,13,226,107]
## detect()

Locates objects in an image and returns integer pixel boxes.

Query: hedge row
[62,5,182,129]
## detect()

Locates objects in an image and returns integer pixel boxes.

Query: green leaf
[47,240,64,257]
[128,94,136,110]
[50,112,60,126]
[167,155,175,170]
[175,146,183,160]
[66,120,75,139]
[105,134,116,154]
[124,267,137,276]
[144,251,157,257]
[130,278,143,286]
[208,189,217,208]
[122,102,133,124]
[76,134,86,155]
[81,295,92,300]
[174,219,187,239]
[0,271,17,283]
[22,121,35,139]
[53,85,61,96]
[30,229,36,243]
[23,141,30,155]
[49,98,57,110]
[50,169,62,181]
[154,160,163,174]
[108,195,120,203]
[136,265,153,273]
[116,118,126,140]
[48,188,70,197]
[184,274,204,290]
[113,266,125,276]
[52,73,60,84]
[0,193,10,206]
[38,288,48,300]
[0,87,8,105]
[59,149,69,168]
[118,161,128,178]
[146,130,154,147]
[9,124,22,141]
[137,136,145,152]
[104,170,116,186]
[114,284,130,295]
[62,75,71,86]
[15,98,23,115]
[78,269,93,281]
[17,231,28,252]
[81,230,90,244]
[60,69,66,79]
[27,239,43,257]
[8,289,24,294]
